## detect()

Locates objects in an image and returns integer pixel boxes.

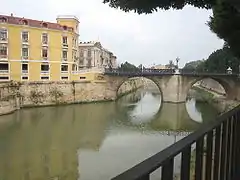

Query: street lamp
[176,57,180,69]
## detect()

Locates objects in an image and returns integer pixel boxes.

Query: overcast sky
[2,0,224,67]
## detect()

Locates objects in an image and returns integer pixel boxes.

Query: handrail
[112,104,240,180]
[104,68,239,76]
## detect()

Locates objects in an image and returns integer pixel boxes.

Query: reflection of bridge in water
[115,93,202,132]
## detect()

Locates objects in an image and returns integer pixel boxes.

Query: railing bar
[213,125,221,180]
[205,130,213,180]
[195,137,204,180]
[220,120,228,180]
[233,112,240,179]
[180,146,191,180]
[225,118,231,179]
[227,116,234,180]
[230,114,237,179]
[162,158,174,180]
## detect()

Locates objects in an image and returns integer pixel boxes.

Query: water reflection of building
[0,103,116,180]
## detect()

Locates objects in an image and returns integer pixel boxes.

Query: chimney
[10,13,13,17]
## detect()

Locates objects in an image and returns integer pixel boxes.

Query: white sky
[2,0,224,67]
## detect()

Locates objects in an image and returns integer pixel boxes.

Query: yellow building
[0,14,80,81]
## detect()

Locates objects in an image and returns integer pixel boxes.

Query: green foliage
[103,0,215,14]
[183,60,205,70]
[202,47,239,73]
[183,47,239,73]
[208,1,240,58]
[118,61,140,72]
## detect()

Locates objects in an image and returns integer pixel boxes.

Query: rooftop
[0,13,75,32]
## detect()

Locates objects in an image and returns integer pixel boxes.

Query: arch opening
[116,77,162,125]
[186,77,227,124]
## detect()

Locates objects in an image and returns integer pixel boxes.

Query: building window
[22,47,29,59]
[0,17,7,23]
[21,63,28,74]
[79,59,84,65]
[61,76,68,80]
[72,64,77,71]
[80,50,84,57]
[42,33,48,44]
[0,76,9,80]
[42,22,48,28]
[0,45,7,59]
[0,63,9,73]
[61,64,68,72]
[22,31,29,43]
[42,48,48,59]
[80,76,86,79]
[62,50,68,61]
[72,50,77,61]
[21,76,28,80]
[0,29,7,41]
[63,26,67,31]
[41,76,49,80]
[87,49,91,57]
[41,63,49,73]
[62,36,67,44]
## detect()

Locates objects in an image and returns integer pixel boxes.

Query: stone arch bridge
[101,69,240,103]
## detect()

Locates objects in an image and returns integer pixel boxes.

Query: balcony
[22,70,28,74]
[42,40,48,47]
[0,54,8,61]
[22,38,29,45]
[41,70,49,75]
[22,56,29,60]
[62,58,67,62]
[42,57,48,61]
[62,43,68,49]
[0,37,8,44]
[0,70,9,74]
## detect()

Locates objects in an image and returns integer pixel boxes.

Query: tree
[118,61,140,72]
[103,0,215,14]
[103,0,240,58]
[200,47,239,73]
[183,60,205,70]
[207,1,240,58]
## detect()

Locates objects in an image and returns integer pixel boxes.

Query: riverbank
[189,85,239,113]
[0,78,144,116]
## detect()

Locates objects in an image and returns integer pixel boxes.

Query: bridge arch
[186,76,235,100]
[115,76,163,101]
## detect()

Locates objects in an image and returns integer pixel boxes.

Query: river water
[0,88,219,180]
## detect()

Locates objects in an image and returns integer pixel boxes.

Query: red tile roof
[0,14,74,32]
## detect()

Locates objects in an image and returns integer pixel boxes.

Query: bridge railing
[104,68,176,75]
[111,105,240,180]
[104,68,239,76]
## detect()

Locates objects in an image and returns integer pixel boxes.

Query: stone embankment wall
[0,78,143,116]
[198,78,226,95]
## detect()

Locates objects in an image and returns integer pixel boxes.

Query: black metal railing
[104,68,238,76]
[111,105,240,180]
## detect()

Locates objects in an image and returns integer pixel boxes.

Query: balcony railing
[0,70,9,74]
[112,105,240,180]
[22,70,28,74]
[0,54,7,60]
[42,40,48,46]
[0,37,8,43]
[22,38,29,44]
[22,56,28,60]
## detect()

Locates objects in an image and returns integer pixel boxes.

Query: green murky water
[0,89,219,180]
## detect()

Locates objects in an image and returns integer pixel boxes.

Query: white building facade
[78,41,117,69]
